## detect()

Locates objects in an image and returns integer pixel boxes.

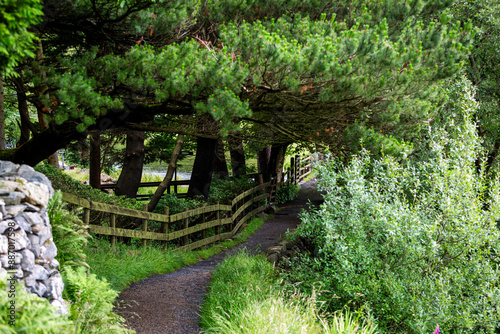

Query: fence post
[183,208,189,246]
[268,179,273,205]
[295,155,301,184]
[216,203,221,238]
[83,208,90,225]
[162,207,169,247]
[270,178,276,204]
[201,212,206,242]
[142,203,148,247]
[174,167,178,194]
[110,213,116,248]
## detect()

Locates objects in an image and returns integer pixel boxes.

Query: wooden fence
[61,154,317,251]
[62,180,275,251]
[284,154,319,185]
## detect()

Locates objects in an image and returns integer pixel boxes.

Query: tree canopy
[0,0,473,165]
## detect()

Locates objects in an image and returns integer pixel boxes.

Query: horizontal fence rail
[62,155,317,251]
[62,181,273,251]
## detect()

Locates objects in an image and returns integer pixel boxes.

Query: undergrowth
[200,252,376,334]
[86,216,266,292]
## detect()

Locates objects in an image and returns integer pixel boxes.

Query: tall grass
[86,217,266,292]
[200,252,376,334]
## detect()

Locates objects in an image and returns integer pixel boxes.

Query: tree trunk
[187,136,217,199]
[115,130,145,198]
[257,144,289,183]
[0,77,5,150]
[213,138,228,179]
[269,143,289,183]
[147,134,184,212]
[89,132,101,190]
[228,136,245,177]
[0,122,86,166]
[257,146,272,183]
[15,76,32,147]
[34,39,59,166]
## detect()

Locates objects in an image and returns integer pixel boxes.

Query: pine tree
[0,0,472,164]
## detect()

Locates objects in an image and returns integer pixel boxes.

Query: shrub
[291,79,500,333]
[208,175,257,204]
[276,182,300,204]
[153,193,203,216]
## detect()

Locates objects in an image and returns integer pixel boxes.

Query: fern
[62,267,133,334]
[47,190,90,269]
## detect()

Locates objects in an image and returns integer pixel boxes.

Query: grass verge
[200,251,377,334]
[86,217,266,293]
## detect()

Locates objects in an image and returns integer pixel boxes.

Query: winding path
[115,180,323,334]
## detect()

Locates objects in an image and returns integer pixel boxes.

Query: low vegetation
[275,182,300,204]
[0,278,73,334]
[208,174,258,204]
[200,251,376,334]
[35,164,142,210]
[86,215,265,292]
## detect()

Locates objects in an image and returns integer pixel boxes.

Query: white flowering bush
[293,78,500,333]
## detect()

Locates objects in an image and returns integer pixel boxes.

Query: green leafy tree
[291,77,500,333]
[0,0,43,76]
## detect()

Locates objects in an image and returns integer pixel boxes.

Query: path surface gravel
[115,180,323,334]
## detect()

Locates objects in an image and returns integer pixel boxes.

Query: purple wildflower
[434,325,439,334]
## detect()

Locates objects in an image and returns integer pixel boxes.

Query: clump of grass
[85,239,198,292]
[200,252,376,334]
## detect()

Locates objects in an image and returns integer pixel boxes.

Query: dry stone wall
[0,161,67,314]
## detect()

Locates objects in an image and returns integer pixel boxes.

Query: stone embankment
[0,161,66,313]
[266,232,314,267]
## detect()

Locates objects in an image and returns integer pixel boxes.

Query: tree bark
[269,143,289,183]
[89,132,101,190]
[228,136,245,177]
[213,138,228,179]
[147,134,184,212]
[257,144,289,183]
[484,140,500,176]
[0,77,5,150]
[257,146,272,183]
[34,39,59,166]
[187,136,217,198]
[14,75,32,147]
[0,122,86,166]
[115,130,145,198]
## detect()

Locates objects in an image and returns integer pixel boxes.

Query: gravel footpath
[115,180,323,334]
